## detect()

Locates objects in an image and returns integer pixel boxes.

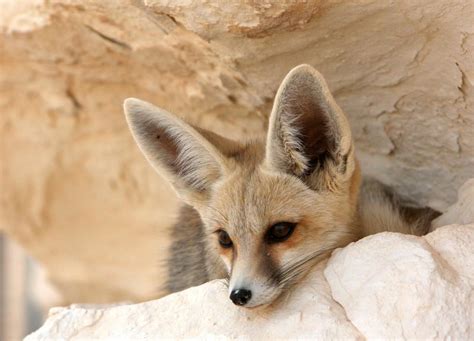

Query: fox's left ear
[123,98,237,207]
[264,64,355,190]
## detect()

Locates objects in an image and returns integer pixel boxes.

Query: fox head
[124,65,361,308]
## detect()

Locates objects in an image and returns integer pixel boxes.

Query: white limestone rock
[432,178,474,229]
[26,262,362,340]
[325,225,474,339]
[27,224,474,340]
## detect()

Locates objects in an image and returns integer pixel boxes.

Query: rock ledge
[27,224,474,340]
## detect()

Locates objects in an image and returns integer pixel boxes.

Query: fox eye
[266,222,296,243]
[217,230,233,248]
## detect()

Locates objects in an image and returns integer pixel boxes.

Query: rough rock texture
[26,224,474,340]
[1,0,473,304]
[325,227,474,339]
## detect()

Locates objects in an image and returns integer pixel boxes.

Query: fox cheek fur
[124,64,437,308]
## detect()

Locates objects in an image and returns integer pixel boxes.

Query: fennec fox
[124,65,437,308]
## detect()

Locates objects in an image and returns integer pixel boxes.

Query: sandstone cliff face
[1,0,473,304]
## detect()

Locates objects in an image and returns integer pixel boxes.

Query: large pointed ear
[264,64,355,189]
[124,98,234,205]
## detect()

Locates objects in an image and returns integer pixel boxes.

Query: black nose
[230,289,252,306]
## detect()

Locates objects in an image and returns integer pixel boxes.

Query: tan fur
[124,65,437,308]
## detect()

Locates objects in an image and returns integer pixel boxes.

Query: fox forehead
[203,166,323,236]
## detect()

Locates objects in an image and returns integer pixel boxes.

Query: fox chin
[123,64,438,308]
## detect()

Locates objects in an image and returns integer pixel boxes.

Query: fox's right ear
[264,65,356,190]
[124,98,233,206]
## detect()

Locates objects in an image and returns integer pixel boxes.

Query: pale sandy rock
[325,225,474,339]
[146,0,323,39]
[425,225,474,287]
[432,178,474,229]
[0,0,50,34]
[25,262,363,340]
[1,0,473,305]
[26,225,474,339]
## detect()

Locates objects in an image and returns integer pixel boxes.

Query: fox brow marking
[205,205,229,232]
[203,163,332,238]
[204,181,314,237]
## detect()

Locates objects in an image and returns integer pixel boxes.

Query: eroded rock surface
[325,227,474,339]
[1,0,473,304]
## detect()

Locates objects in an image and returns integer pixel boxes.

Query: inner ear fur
[265,64,354,186]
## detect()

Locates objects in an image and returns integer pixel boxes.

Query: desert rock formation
[1,0,473,305]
